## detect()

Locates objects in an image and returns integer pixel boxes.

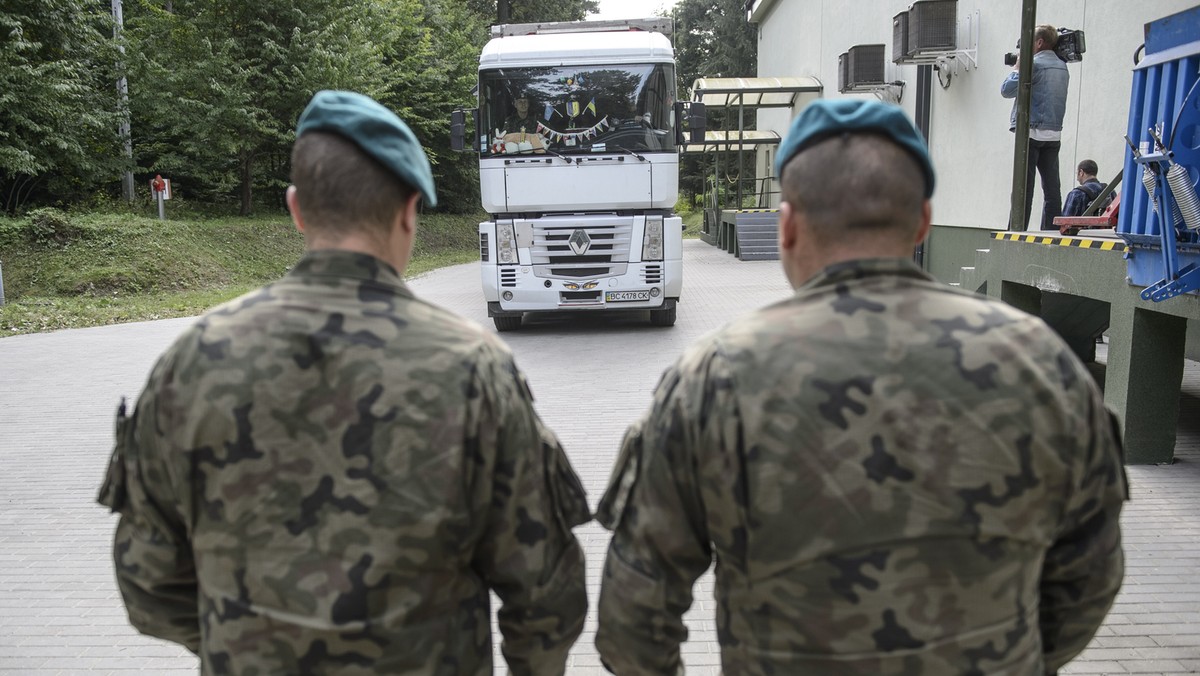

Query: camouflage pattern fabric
[595,258,1127,676]
[98,249,590,675]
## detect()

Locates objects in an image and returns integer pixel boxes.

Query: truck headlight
[642,215,663,261]
[497,222,518,264]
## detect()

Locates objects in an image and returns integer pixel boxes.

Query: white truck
[452,18,701,331]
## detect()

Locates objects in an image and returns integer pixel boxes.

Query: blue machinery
[1121,6,1200,301]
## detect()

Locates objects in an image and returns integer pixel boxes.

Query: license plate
[605,290,651,302]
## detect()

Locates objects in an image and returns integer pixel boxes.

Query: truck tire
[493,315,522,332]
[649,304,676,327]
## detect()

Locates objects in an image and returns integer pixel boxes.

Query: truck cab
[455,18,694,331]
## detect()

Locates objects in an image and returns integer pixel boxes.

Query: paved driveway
[1,240,1198,674]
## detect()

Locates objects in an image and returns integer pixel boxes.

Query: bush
[24,208,87,247]
[65,266,156,296]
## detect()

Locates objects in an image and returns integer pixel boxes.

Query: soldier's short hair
[1035,24,1058,49]
[780,133,925,243]
[290,131,416,236]
[1078,159,1098,176]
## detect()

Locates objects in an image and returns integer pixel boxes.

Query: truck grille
[532,221,632,277]
[479,232,489,261]
[500,268,517,287]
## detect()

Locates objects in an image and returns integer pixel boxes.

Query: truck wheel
[493,315,522,332]
[649,305,676,327]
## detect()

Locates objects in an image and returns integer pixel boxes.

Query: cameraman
[1001,24,1069,230]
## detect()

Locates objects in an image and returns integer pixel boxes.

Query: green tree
[0,0,125,213]
[126,0,390,215]
[468,0,599,24]
[674,0,756,92]
[672,0,757,207]
[376,0,488,213]
[1,0,604,215]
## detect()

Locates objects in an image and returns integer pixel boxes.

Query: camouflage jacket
[99,250,590,675]
[595,258,1126,675]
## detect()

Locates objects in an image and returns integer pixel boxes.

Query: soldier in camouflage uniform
[98,91,590,675]
[594,99,1127,675]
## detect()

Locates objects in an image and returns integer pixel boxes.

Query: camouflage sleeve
[469,348,590,676]
[1040,389,1128,672]
[97,365,201,653]
[595,356,715,675]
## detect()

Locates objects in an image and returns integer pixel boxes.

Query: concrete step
[738,251,780,261]
[717,211,782,261]
[729,230,777,240]
[959,266,977,290]
[965,249,992,294]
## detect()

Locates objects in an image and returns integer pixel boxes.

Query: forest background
[0,0,754,333]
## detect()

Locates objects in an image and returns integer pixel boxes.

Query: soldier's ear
[779,201,799,252]
[396,191,421,236]
[914,200,933,245]
[286,186,306,234]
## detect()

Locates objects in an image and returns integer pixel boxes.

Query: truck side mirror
[450,109,466,152]
[687,102,706,145]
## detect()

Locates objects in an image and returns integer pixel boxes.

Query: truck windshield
[480,63,677,156]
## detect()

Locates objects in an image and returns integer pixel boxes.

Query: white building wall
[749,0,1197,228]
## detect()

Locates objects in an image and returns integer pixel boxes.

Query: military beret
[775,98,935,198]
[296,90,438,207]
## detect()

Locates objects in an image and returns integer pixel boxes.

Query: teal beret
[775,99,935,198]
[296,90,438,207]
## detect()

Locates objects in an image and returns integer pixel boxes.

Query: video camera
[1004,27,1086,66]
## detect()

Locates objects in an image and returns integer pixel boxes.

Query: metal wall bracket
[869,82,906,105]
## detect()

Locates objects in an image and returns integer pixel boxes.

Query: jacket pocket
[542,425,591,532]
[596,422,643,531]
[98,398,132,512]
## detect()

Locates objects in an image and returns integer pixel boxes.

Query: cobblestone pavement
[1,240,1198,674]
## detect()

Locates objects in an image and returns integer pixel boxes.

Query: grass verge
[0,208,482,336]
[680,208,703,238]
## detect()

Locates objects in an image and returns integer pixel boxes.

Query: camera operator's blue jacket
[1001,50,1069,133]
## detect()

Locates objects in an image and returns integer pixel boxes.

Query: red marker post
[150,174,171,220]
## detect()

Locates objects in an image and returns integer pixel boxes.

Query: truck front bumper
[482,259,682,313]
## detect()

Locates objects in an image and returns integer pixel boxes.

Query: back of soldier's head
[1078,159,1098,176]
[290,90,437,237]
[291,133,415,236]
[780,133,926,244]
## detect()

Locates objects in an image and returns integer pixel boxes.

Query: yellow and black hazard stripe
[991,231,1126,251]
[734,208,780,213]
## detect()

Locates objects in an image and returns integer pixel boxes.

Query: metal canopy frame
[680,130,782,155]
[689,77,823,212]
[691,77,823,108]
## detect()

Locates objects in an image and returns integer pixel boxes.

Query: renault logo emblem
[568,229,592,255]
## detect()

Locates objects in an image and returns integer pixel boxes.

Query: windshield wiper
[541,147,573,164]
[608,146,648,162]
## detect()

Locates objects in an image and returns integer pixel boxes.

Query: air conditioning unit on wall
[838,44,886,93]
[908,0,957,54]
[891,0,976,88]
[892,11,912,64]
